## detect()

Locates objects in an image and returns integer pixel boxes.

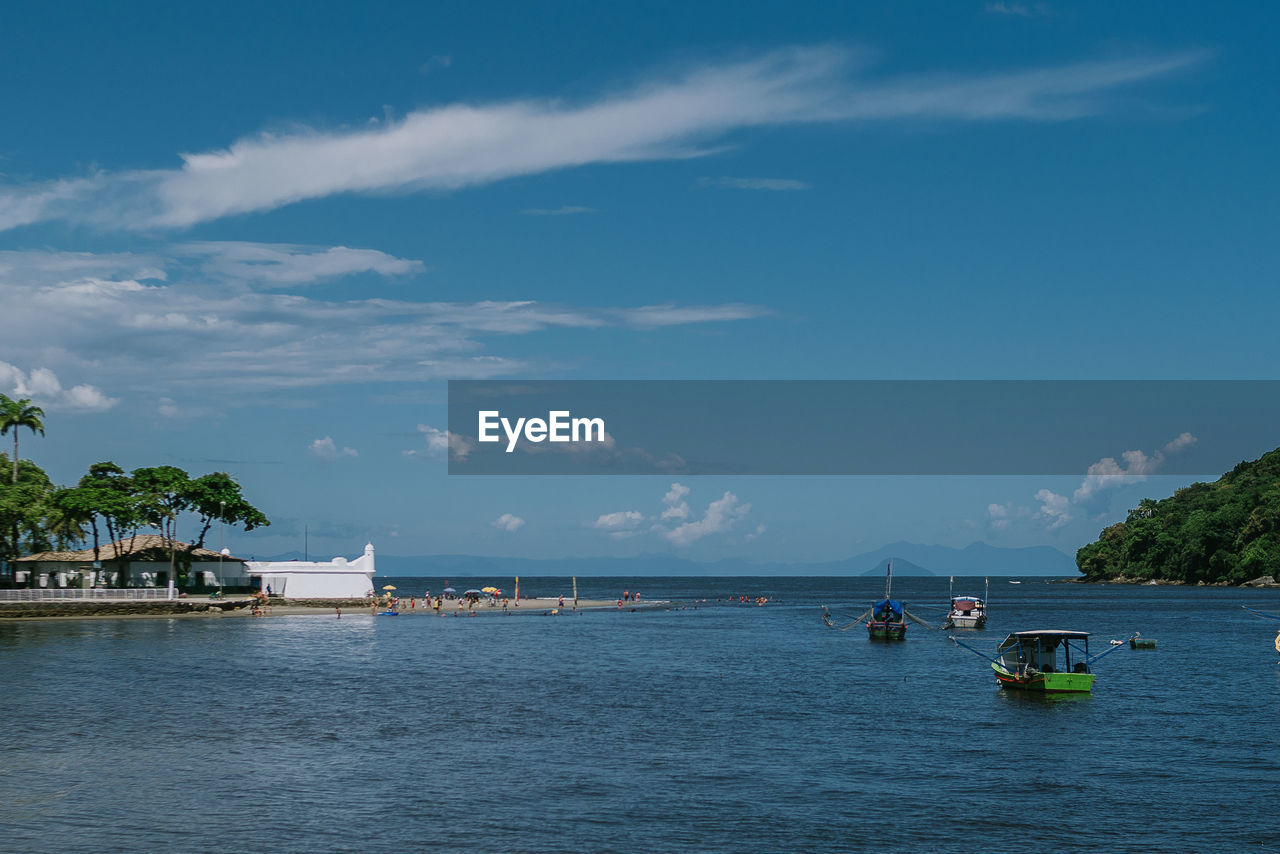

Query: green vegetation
[0,393,269,586]
[0,395,45,484]
[1076,446,1280,584]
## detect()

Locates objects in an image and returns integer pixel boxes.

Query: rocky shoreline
[0,596,621,620]
[1061,574,1280,588]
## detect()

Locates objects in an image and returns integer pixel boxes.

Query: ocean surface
[3,576,1280,853]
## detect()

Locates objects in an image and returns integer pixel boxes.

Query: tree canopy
[1076,446,1280,584]
[0,394,46,484]
[0,405,270,586]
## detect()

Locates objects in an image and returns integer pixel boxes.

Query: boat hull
[992,663,1093,693]
[945,614,986,629]
[867,621,906,640]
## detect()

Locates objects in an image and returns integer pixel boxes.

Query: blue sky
[1,2,1277,563]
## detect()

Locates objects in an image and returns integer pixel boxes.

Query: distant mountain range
[258,540,1075,577]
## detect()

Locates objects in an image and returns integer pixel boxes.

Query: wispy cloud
[0,246,768,402]
[0,45,1206,232]
[985,2,1050,17]
[175,241,425,286]
[521,205,596,216]
[697,176,810,191]
[419,55,453,74]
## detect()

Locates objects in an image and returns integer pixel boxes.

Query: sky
[1,1,1277,564]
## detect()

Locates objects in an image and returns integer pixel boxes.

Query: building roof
[1008,630,1090,639]
[16,534,248,563]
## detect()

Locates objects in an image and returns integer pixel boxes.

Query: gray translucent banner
[447,380,1280,475]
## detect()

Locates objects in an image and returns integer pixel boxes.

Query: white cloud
[0,249,166,284]
[405,424,474,462]
[1072,433,1196,505]
[697,176,810,191]
[993,432,1200,532]
[0,361,117,412]
[591,483,754,546]
[660,482,691,519]
[1163,431,1197,455]
[0,46,1205,232]
[592,510,645,531]
[745,523,766,542]
[663,490,751,547]
[309,436,358,460]
[492,513,525,532]
[1034,489,1072,529]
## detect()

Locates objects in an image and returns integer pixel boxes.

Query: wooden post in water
[573,576,578,610]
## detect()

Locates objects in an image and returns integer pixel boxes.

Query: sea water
[2,576,1278,853]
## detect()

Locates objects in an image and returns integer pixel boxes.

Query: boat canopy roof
[1009,630,1089,639]
[873,598,903,617]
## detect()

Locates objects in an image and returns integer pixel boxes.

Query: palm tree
[0,395,46,484]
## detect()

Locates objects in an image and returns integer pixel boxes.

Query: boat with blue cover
[821,562,934,639]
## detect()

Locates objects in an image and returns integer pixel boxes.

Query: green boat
[951,629,1134,693]
[992,631,1095,693]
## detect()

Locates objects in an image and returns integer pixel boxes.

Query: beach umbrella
[382,585,397,590]
[464,589,482,595]
[443,587,456,593]
[481,586,497,593]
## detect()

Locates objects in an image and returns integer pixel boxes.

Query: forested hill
[1076,446,1280,584]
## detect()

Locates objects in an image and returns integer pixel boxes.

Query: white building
[244,543,376,599]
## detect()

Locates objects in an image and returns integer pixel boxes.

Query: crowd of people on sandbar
[369,590,534,617]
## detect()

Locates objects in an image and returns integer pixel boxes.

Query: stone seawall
[0,600,234,619]
[0,597,376,619]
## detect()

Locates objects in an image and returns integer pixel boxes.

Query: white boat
[943,576,988,630]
